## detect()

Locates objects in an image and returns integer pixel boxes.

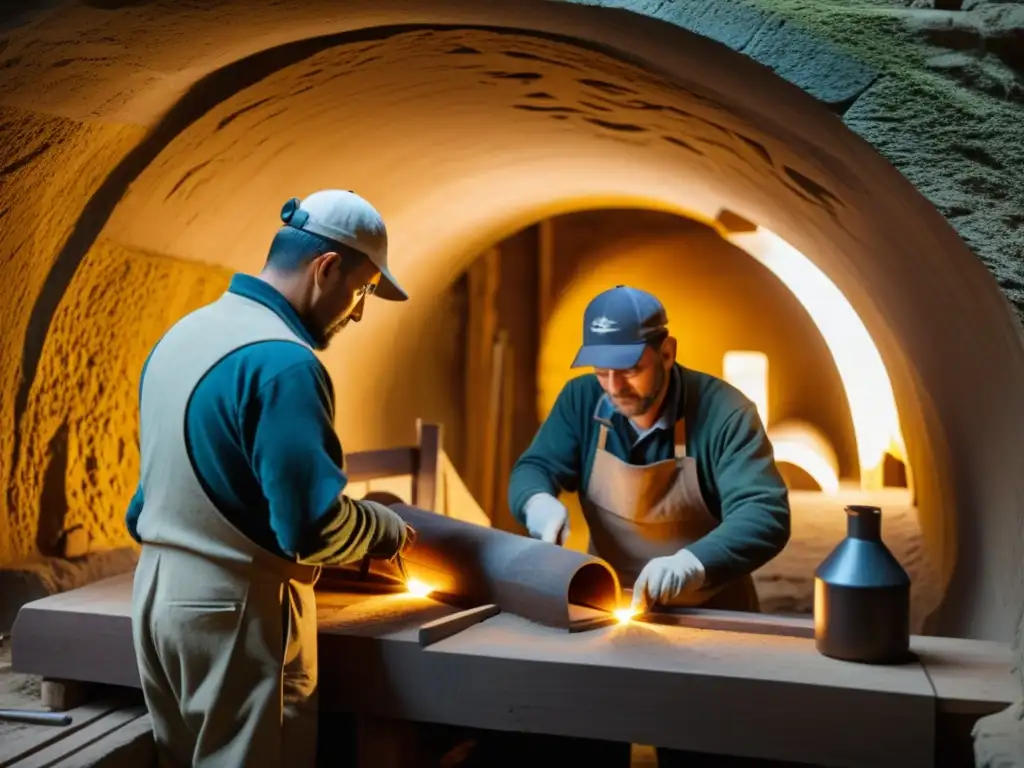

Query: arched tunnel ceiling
[104,26,854,279]
[0,0,1022,649]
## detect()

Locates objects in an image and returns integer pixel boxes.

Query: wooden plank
[481,332,507,517]
[0,703,118,767]
[318,608,936,768]
[911,635,1018,716]
[494,340,515,530]
[14,576,1017,713]
[345,448,417,482]
[11,575,139,689]
[464,247,500,510]
[9,706,145,768]
[54,714,154,768]
[635,609,1020,715]
[412,421,442,513]
[418,604,500,648]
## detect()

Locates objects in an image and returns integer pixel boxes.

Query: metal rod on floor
[0,709,73,726]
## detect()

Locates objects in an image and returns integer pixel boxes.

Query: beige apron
[131,291,321,768]
[582,404,760,612]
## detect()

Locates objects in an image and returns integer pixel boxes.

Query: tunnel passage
[0,0,1021,655]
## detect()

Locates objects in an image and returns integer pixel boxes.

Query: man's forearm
[295,496,404,566]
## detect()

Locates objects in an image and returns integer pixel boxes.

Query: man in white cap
[506,285,791,766]
[126,190,413,767]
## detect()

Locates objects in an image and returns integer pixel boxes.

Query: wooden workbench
[10,574,1018,768]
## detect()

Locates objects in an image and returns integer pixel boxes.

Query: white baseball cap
[280,189,408,301]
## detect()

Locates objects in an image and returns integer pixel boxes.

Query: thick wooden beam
[481,332,506,519]
[464,248,500,513]
[11,577,1017,768]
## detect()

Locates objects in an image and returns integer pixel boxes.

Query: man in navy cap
[127,190,415,767]
[506,286,790,765]
[510,284,790,614]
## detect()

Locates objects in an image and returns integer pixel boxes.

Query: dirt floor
[0,636,47,743]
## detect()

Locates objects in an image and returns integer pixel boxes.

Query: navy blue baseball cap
[571,285,669,369]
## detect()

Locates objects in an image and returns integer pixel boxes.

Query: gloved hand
[631,549,706,613]
[522,493,570,545]
[360,499,411,560]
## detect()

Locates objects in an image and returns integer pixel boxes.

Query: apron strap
[674,418,687,459]
[597,423,609,450]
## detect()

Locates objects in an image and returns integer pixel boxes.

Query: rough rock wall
[0,112,147,566]
[583,0,1024,318]
[4,237,230,565]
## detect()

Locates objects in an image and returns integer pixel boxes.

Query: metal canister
[813,505,911,664]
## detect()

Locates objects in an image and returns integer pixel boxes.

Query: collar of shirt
[592,365,683,448]
[227,273,324,350]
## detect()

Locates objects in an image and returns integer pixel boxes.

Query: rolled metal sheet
[321,499,621,630]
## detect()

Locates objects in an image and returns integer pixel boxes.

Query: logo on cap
[589,317,619,335]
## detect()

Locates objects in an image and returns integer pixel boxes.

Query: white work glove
[522,493,570,545]
[631,549,706,613]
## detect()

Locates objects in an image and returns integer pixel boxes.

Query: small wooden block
[41,680,91,712]
[419,604,500,647]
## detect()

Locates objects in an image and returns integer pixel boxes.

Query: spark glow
[406,578,433,598]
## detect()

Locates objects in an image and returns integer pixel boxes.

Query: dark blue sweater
[125,274,396,565]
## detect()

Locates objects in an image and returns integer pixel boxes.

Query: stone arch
[0,1,1021,655]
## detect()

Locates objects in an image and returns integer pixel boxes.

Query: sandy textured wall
[4,237,230,564]
[0,113,146,566]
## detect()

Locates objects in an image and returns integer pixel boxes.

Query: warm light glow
[406,578,433,597]
[723,351,769,427]
[721,225,906,489]
[768,420,841,494]
[614,607,637,623]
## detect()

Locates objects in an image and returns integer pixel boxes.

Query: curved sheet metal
[320,499,620,629]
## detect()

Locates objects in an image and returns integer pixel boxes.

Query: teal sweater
[125,274,402,566]
[508,365,791,588]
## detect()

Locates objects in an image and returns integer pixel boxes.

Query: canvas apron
[131,292,321,768]
[581,405,759,611]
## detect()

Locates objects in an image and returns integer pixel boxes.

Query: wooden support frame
[342,421,443,512]
[411,420,442,513]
